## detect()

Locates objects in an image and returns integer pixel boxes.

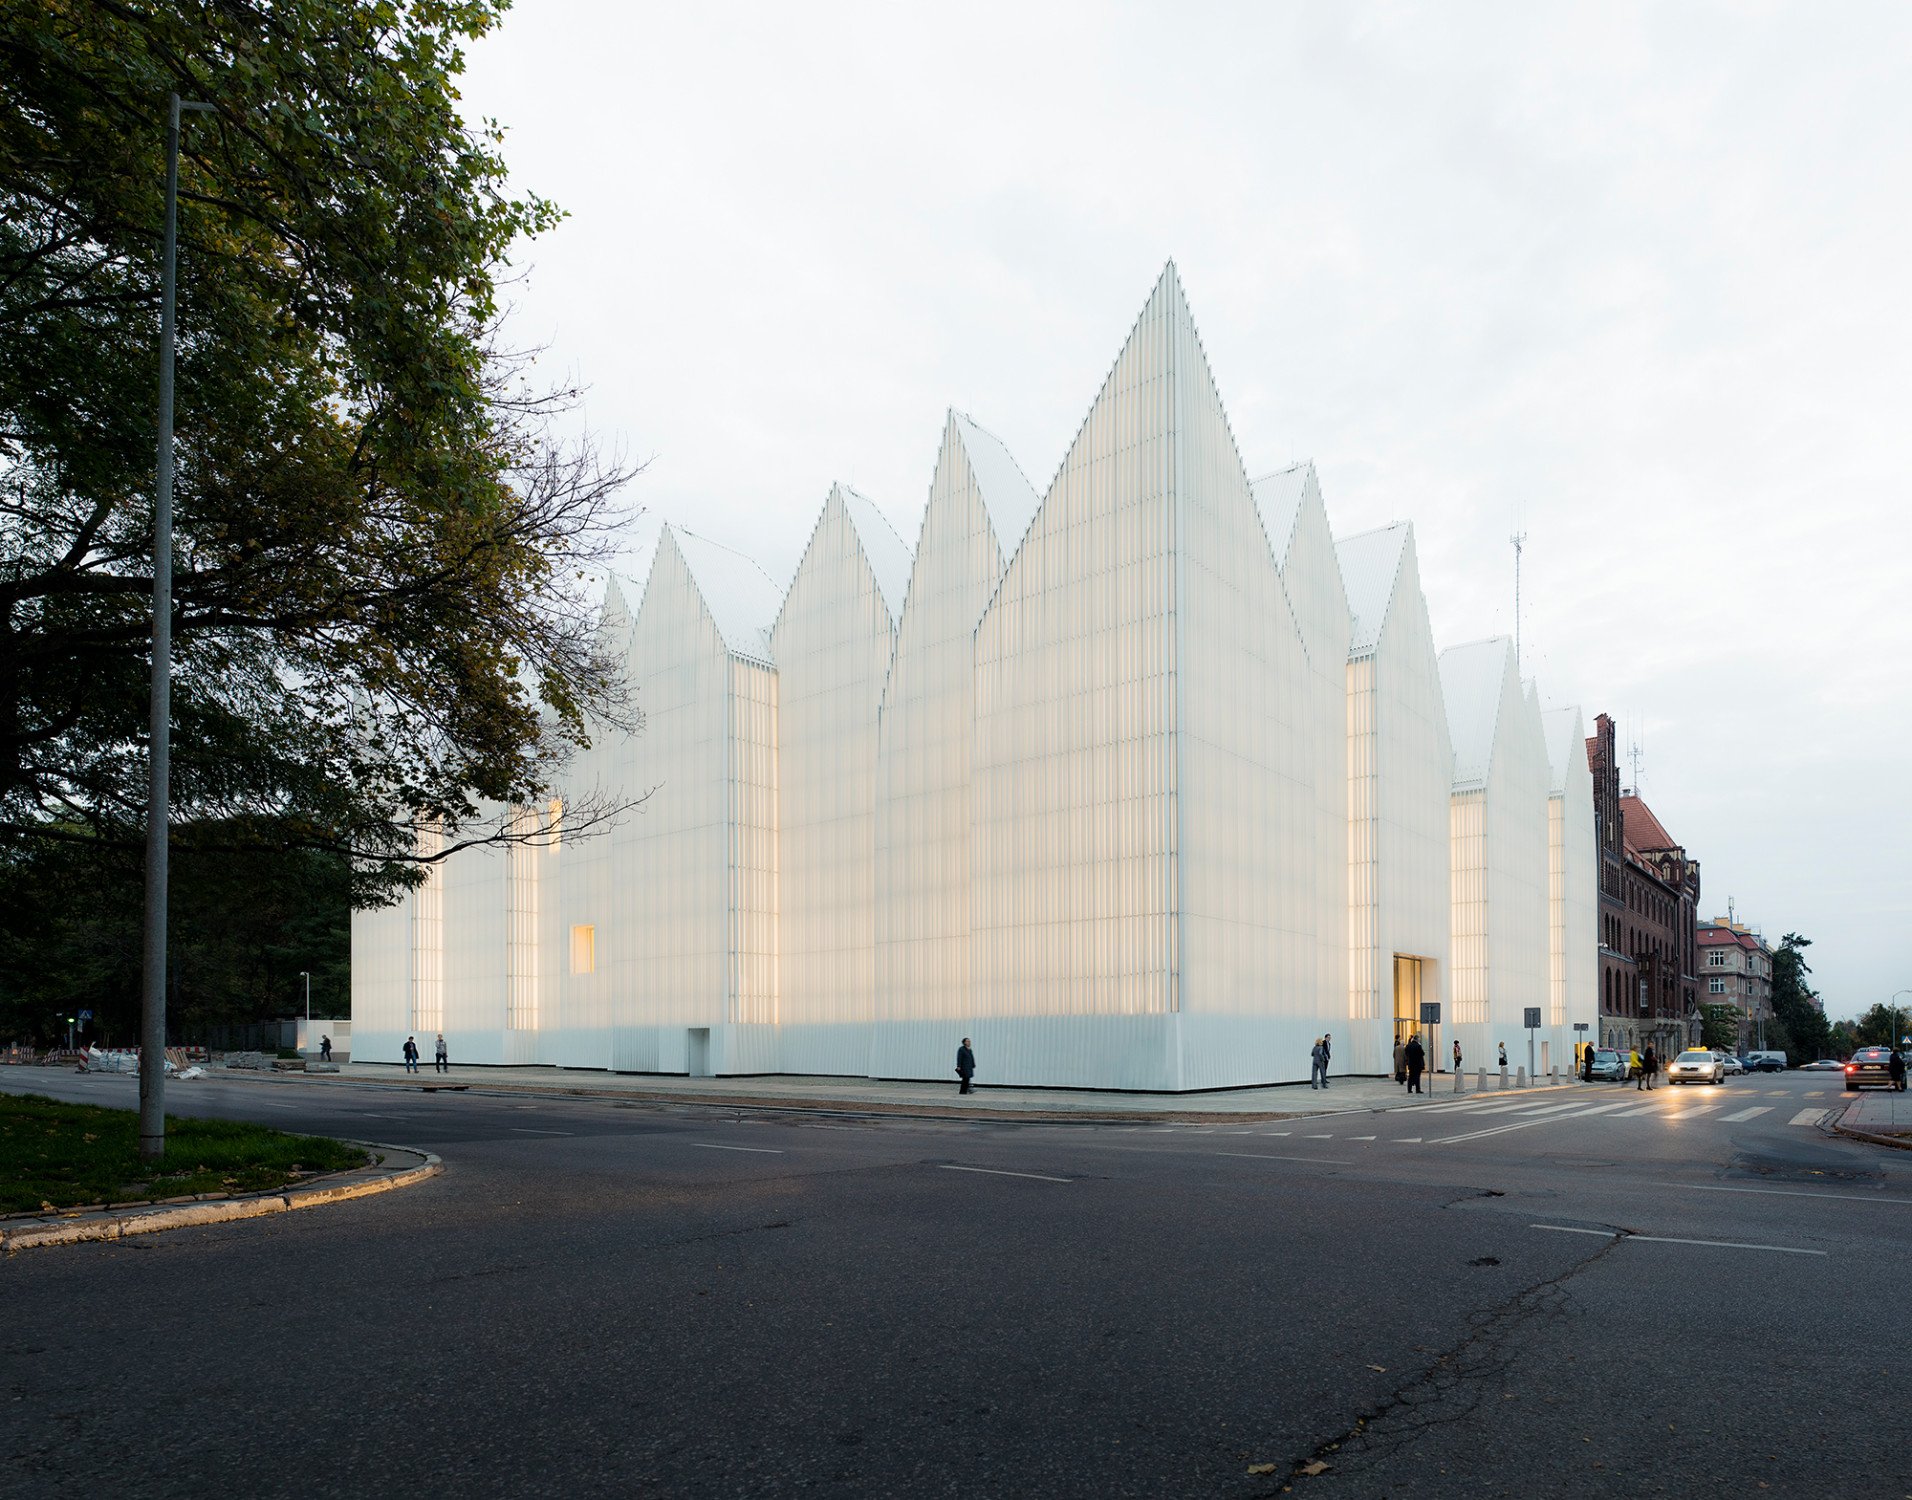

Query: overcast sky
[462,1,1911,1019]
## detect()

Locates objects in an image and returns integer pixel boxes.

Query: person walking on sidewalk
[402,1036,419,1074]
[1497,1042,1508,1070]
[434,1033,449,1074]
[956,1037,976,1095]
[1638,1044,1658,1090]
[1581,1045,1594,1083]
[320,1035,332,1063]
[1309,1036,1329,1090]
[1404,1034,1426,1094]
[1890,1048,1906,1092]
[1452,1039,1462,1074]
[1393,1039,1408,1086]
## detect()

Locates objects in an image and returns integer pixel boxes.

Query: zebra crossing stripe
[1720,1106,1772,1122]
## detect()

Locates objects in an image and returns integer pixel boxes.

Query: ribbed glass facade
[350,266,1596,1086]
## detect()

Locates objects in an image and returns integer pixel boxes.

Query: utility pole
[1509,530,1527,671]
[139,93,213,1162]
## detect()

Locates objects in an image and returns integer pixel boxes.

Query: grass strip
[0,1092,367,1215]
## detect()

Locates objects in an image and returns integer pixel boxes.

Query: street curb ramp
[0,1141,441,1253]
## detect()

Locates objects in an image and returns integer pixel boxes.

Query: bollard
[1477,1067,1488,1092]
[1453,1067,1464,1094]
[1498,1065,1509,1090]
[1549,1066,1558,1085]
[1516,1065,1528,1088]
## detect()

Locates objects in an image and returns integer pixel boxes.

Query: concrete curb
[0,1142,441,1253]
[1831,1097,1912,1152]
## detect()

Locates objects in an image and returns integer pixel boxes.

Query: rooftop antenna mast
[1510,528,1527,671]
[1626,727,1644,795]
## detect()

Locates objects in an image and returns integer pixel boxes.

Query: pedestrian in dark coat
[1891,1049,1906,1092]
[956,1038,976,1095]
[319,1035,332,1062]
[1404,1034,1426,1094]
[1392,1040,1408,1085]
[402,1036,419,1074]
[1638,1044,1657,1090]
[1581,1045,1594,1083]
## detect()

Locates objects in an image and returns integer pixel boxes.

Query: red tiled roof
[1620,794,1678,854]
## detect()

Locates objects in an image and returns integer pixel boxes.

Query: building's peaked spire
[834,484,914,624]
[1335,522,1413,657]
[1542,705,1588,794]
[949,411,1039,555]
[665,524,783,666]
[1439,636,1516,789]
[1249,462,1314,568]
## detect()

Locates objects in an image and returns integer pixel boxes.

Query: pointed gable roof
[1335,522,1413,657]
[1439,636,1516,789]
[667,525,783,666]
[1542,706,1588,795]
[951,412,1040,556]
[836,485,914,624]
[1249,463,1311,568]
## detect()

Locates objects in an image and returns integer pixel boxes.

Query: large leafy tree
[0,0,636,904]
[1768,932,1830,1064]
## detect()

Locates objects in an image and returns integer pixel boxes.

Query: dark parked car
[1843,1047,1897,1091]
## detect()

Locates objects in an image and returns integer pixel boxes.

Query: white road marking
[1720,1107,1773,1122]
[692,1142,784,1154]
[1392,1137,1423,1144]
[1530,1224,1826,1256]
[1261,1131,1293,1136]
[937,1164,1069,1182]
[509,1127,573,1135]
[1668,1184,1912,1208]
[1215,1151,1353,1166]
[1303,1133,1335,1139]
[1789,1109,1827,1126]
[1349,1135,1376,1141]
[1560,1102,1637,1118]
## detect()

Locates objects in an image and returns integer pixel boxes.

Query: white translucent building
[1543,707,1598,1047]
[352,266,1597,1087]
[1337,521,1454,1075]
[1439,638,1563,1074]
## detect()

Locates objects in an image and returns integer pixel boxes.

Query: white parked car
[1668,1048,1726,1085]
[1716,1053,1745,1076]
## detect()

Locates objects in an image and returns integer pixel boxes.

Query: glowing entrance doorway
[1391,956,1438,1071]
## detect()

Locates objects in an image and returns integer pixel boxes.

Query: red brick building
[1587,715,1702,1054]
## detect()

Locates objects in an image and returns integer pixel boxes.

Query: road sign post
[1524,1006,1542,1078]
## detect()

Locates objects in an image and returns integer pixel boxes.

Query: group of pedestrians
[1389,1034,1429,1093]
[401,1034,450,1074]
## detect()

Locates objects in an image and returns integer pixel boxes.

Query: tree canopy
[1766,932,1832,1063]
[1,0,636,904]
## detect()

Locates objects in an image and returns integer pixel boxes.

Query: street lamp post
[300,971,311,1051]
[138,92,213,1163]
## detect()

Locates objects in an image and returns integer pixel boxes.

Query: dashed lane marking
[1215,1151,1354,1166]
[691,1142,784,1154]
[1667,1183,1912,1208]
[509,1127,574,1135]
[937,1164,1069,1183]
[1530,1223,1826,1256]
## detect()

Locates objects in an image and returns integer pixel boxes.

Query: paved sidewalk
[236,1061,1602,1123]
[1835,1086,1912,1148]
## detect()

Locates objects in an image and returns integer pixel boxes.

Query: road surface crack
[1257,1234,1624,1491]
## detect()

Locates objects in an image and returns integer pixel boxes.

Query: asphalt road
[3,1068,1908,1499]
